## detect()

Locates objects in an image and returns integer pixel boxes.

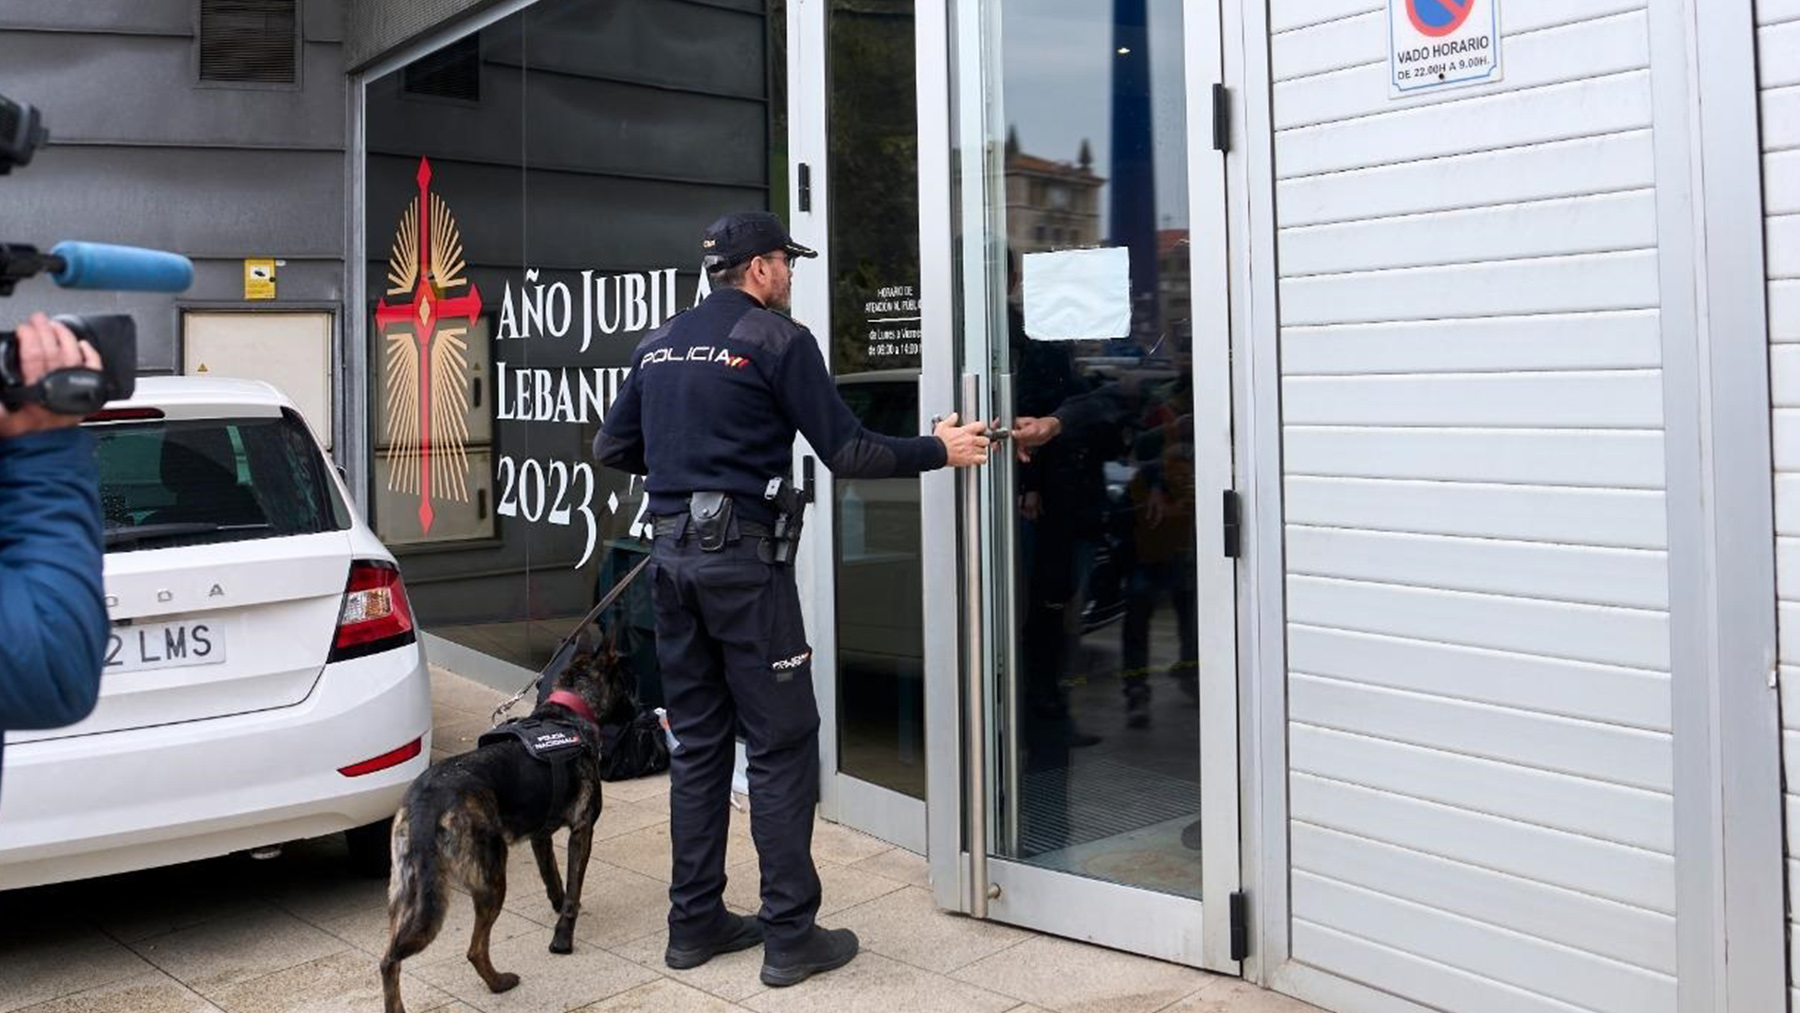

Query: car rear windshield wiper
[105,522,273,548]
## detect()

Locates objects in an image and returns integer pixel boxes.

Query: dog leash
[490,554,653,727]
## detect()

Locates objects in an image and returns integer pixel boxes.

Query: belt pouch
[690,491,734,552]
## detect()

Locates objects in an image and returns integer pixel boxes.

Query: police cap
[700,211,818,270]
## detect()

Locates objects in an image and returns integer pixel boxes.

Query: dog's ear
[598,621,622,668]
[573,627,600,659]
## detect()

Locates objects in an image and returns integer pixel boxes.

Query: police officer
[595,212,989,987]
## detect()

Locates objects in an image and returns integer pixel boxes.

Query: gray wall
[0,0,348,374]
[346,0,501,69]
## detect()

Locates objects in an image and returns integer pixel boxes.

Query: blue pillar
[1109,0,1158,348]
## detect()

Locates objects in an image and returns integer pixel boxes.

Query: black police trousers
[648,524,821,949]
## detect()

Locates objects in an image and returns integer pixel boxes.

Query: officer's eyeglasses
[761,252,796,271]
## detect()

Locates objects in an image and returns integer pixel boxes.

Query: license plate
[106,620,226,673]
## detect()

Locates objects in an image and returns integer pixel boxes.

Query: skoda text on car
[0,377,430,887]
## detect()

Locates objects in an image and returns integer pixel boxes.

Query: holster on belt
[761,477,806,565]
[689,491,734,552]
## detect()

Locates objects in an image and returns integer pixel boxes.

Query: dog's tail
[382,798,451,969]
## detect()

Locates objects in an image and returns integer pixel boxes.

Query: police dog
[380,634,635,1013]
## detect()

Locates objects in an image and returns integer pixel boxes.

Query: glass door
[925,0,1240,971]
[789,0,932,852]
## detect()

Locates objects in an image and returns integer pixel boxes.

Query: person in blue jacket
[0,313,109,799]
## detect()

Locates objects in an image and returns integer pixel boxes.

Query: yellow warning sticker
[244,259,276,300]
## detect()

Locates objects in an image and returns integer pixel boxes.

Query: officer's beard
[768,276,792,314]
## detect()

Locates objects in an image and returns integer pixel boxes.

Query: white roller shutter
[1267,2,1676,1010]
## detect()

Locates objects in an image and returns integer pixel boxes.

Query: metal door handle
[993,372,1020,865]
[932,415,1010,439]
[960,372,992,919]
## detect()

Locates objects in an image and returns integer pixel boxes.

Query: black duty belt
[652,515,773,539]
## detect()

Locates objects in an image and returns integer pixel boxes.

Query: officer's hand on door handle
[933,412,992,467]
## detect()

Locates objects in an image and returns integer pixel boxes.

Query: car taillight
[339,737,423,777]
[328,560,416,663]
[83,407,164,423]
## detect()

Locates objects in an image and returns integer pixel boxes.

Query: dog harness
[478,690,599,832]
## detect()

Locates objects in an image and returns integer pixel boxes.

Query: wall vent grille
[199,0,299,85]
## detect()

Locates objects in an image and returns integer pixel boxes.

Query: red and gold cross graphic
[375,157,484,534]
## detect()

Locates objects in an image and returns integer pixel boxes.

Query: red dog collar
[545,689,597,725]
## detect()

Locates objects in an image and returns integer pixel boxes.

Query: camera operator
[0,312,108,796]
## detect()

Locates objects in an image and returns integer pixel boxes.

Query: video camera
[0,92,194,416]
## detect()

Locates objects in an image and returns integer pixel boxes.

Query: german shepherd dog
[380,634,636,1013]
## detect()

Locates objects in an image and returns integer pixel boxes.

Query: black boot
[1125,682,1151,730]
[665,913,764,970]
[761,926,860,987]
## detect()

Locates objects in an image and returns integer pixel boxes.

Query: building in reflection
[1156,228,1191,356]
[1004,131,1104,256]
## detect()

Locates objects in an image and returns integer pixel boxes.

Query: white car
[0,377,431,889]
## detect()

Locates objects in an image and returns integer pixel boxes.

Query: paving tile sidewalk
[0,667,1322,1013]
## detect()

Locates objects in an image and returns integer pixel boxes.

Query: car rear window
[94,412,350,553]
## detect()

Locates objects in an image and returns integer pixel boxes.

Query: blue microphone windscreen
[50,241,195,293]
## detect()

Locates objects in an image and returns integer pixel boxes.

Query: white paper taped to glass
[1022,247,1130,342]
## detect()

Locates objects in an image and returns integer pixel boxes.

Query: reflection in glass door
[993,0,1201,899]
[827,0,927,808]
[929,0,1239,969]
[791,0,932,851]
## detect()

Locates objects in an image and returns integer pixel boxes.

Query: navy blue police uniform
[594,212,947,976]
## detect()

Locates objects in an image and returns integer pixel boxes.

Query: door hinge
[1230,890,1249,961]
[1212,84,1230,153]
[798,162,812,212]
[1222,489,1241,558]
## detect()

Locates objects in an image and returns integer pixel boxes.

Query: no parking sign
[1389,0,1503,98]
